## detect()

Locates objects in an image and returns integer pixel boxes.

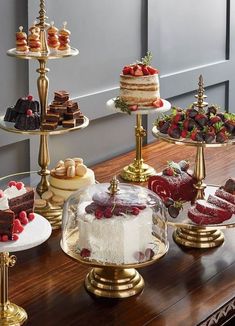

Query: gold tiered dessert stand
[61,177,169,298]
[106,98,171,182]
[152,75,235,248]
[0,0,89,229]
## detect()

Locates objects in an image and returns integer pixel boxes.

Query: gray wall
[0,0,234,176]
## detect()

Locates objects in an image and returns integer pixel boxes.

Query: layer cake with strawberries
[115,52,163,113]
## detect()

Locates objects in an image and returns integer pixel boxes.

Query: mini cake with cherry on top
[115,52,163,113]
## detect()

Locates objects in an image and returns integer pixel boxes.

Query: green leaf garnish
[114,97,132,115]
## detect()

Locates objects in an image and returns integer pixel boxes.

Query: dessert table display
[152,76,235,248]
[0,214,51,325]
[61,177,169,298]
[106,99,171,182]
[0,0,89,229]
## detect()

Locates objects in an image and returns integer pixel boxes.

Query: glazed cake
[4,95,40,130]
[77,190,155,265]
[117,52,162,110]
[49,158,95,200]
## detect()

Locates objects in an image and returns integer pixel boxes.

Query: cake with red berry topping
[76,184,157,265]
[115,52,162,112]
[148,161,197,202]
[0,181,35,241]
[4,95,40,130]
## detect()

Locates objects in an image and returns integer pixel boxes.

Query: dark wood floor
[8,140,235,325]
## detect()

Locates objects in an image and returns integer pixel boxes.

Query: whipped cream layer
[4,185,27,200]
[77,204,154,265]
[0,195,9,210]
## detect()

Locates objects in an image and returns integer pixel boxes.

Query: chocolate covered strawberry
[168,125,181,139]
[195,113,208,128]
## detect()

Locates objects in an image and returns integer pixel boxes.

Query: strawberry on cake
[115,52,163,113]
[188,178,235,225]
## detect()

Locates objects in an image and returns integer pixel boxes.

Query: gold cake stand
[0,0,89,229]
[61,229,168,299]
[106,98,171,182]
[152,76,235,248]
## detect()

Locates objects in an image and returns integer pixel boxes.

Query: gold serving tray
[7,47,79,60]
[0,115,89,136]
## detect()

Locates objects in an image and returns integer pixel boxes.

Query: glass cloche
[61,177,169,267]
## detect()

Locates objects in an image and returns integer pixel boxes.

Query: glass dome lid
[61,177,169,267]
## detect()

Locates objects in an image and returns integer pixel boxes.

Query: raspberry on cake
[0,181,35,241]
[115,52,162,112]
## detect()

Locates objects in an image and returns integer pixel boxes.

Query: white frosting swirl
[4,185,27,199]
[0,195,9,210]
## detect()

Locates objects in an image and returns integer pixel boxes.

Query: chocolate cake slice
[0,209,15,238]
[8,187,35,216]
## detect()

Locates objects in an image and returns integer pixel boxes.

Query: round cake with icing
[61,180,168,266]
[118,52,162,109]
[49,158,95,200]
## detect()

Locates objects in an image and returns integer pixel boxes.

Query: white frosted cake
[49,158,95,200]
[118,52,162,109]
[77,205,154,265]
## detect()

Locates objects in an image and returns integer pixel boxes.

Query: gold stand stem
[121,114,156,182]
[193,145,206,201]
[85,267,144,298]
[0,253,27,325]
[36,59,50,196]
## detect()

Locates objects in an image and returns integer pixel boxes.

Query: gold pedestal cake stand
[0,0,89,229]
[106,98,171,182]
[0,214,51,325]
[61,230,168,298]
[152,76,235,248]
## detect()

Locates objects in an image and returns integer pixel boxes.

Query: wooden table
[9,141,235,325]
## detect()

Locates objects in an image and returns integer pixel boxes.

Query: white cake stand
[106,98,171,182]
[0,214,51,325]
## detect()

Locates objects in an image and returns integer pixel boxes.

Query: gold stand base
[173,227,224,248]
[121,161,156,182]
[85,267,144,298]
[0,302,27,325]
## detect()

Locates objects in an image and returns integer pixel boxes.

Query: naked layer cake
[115,52,163,113]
